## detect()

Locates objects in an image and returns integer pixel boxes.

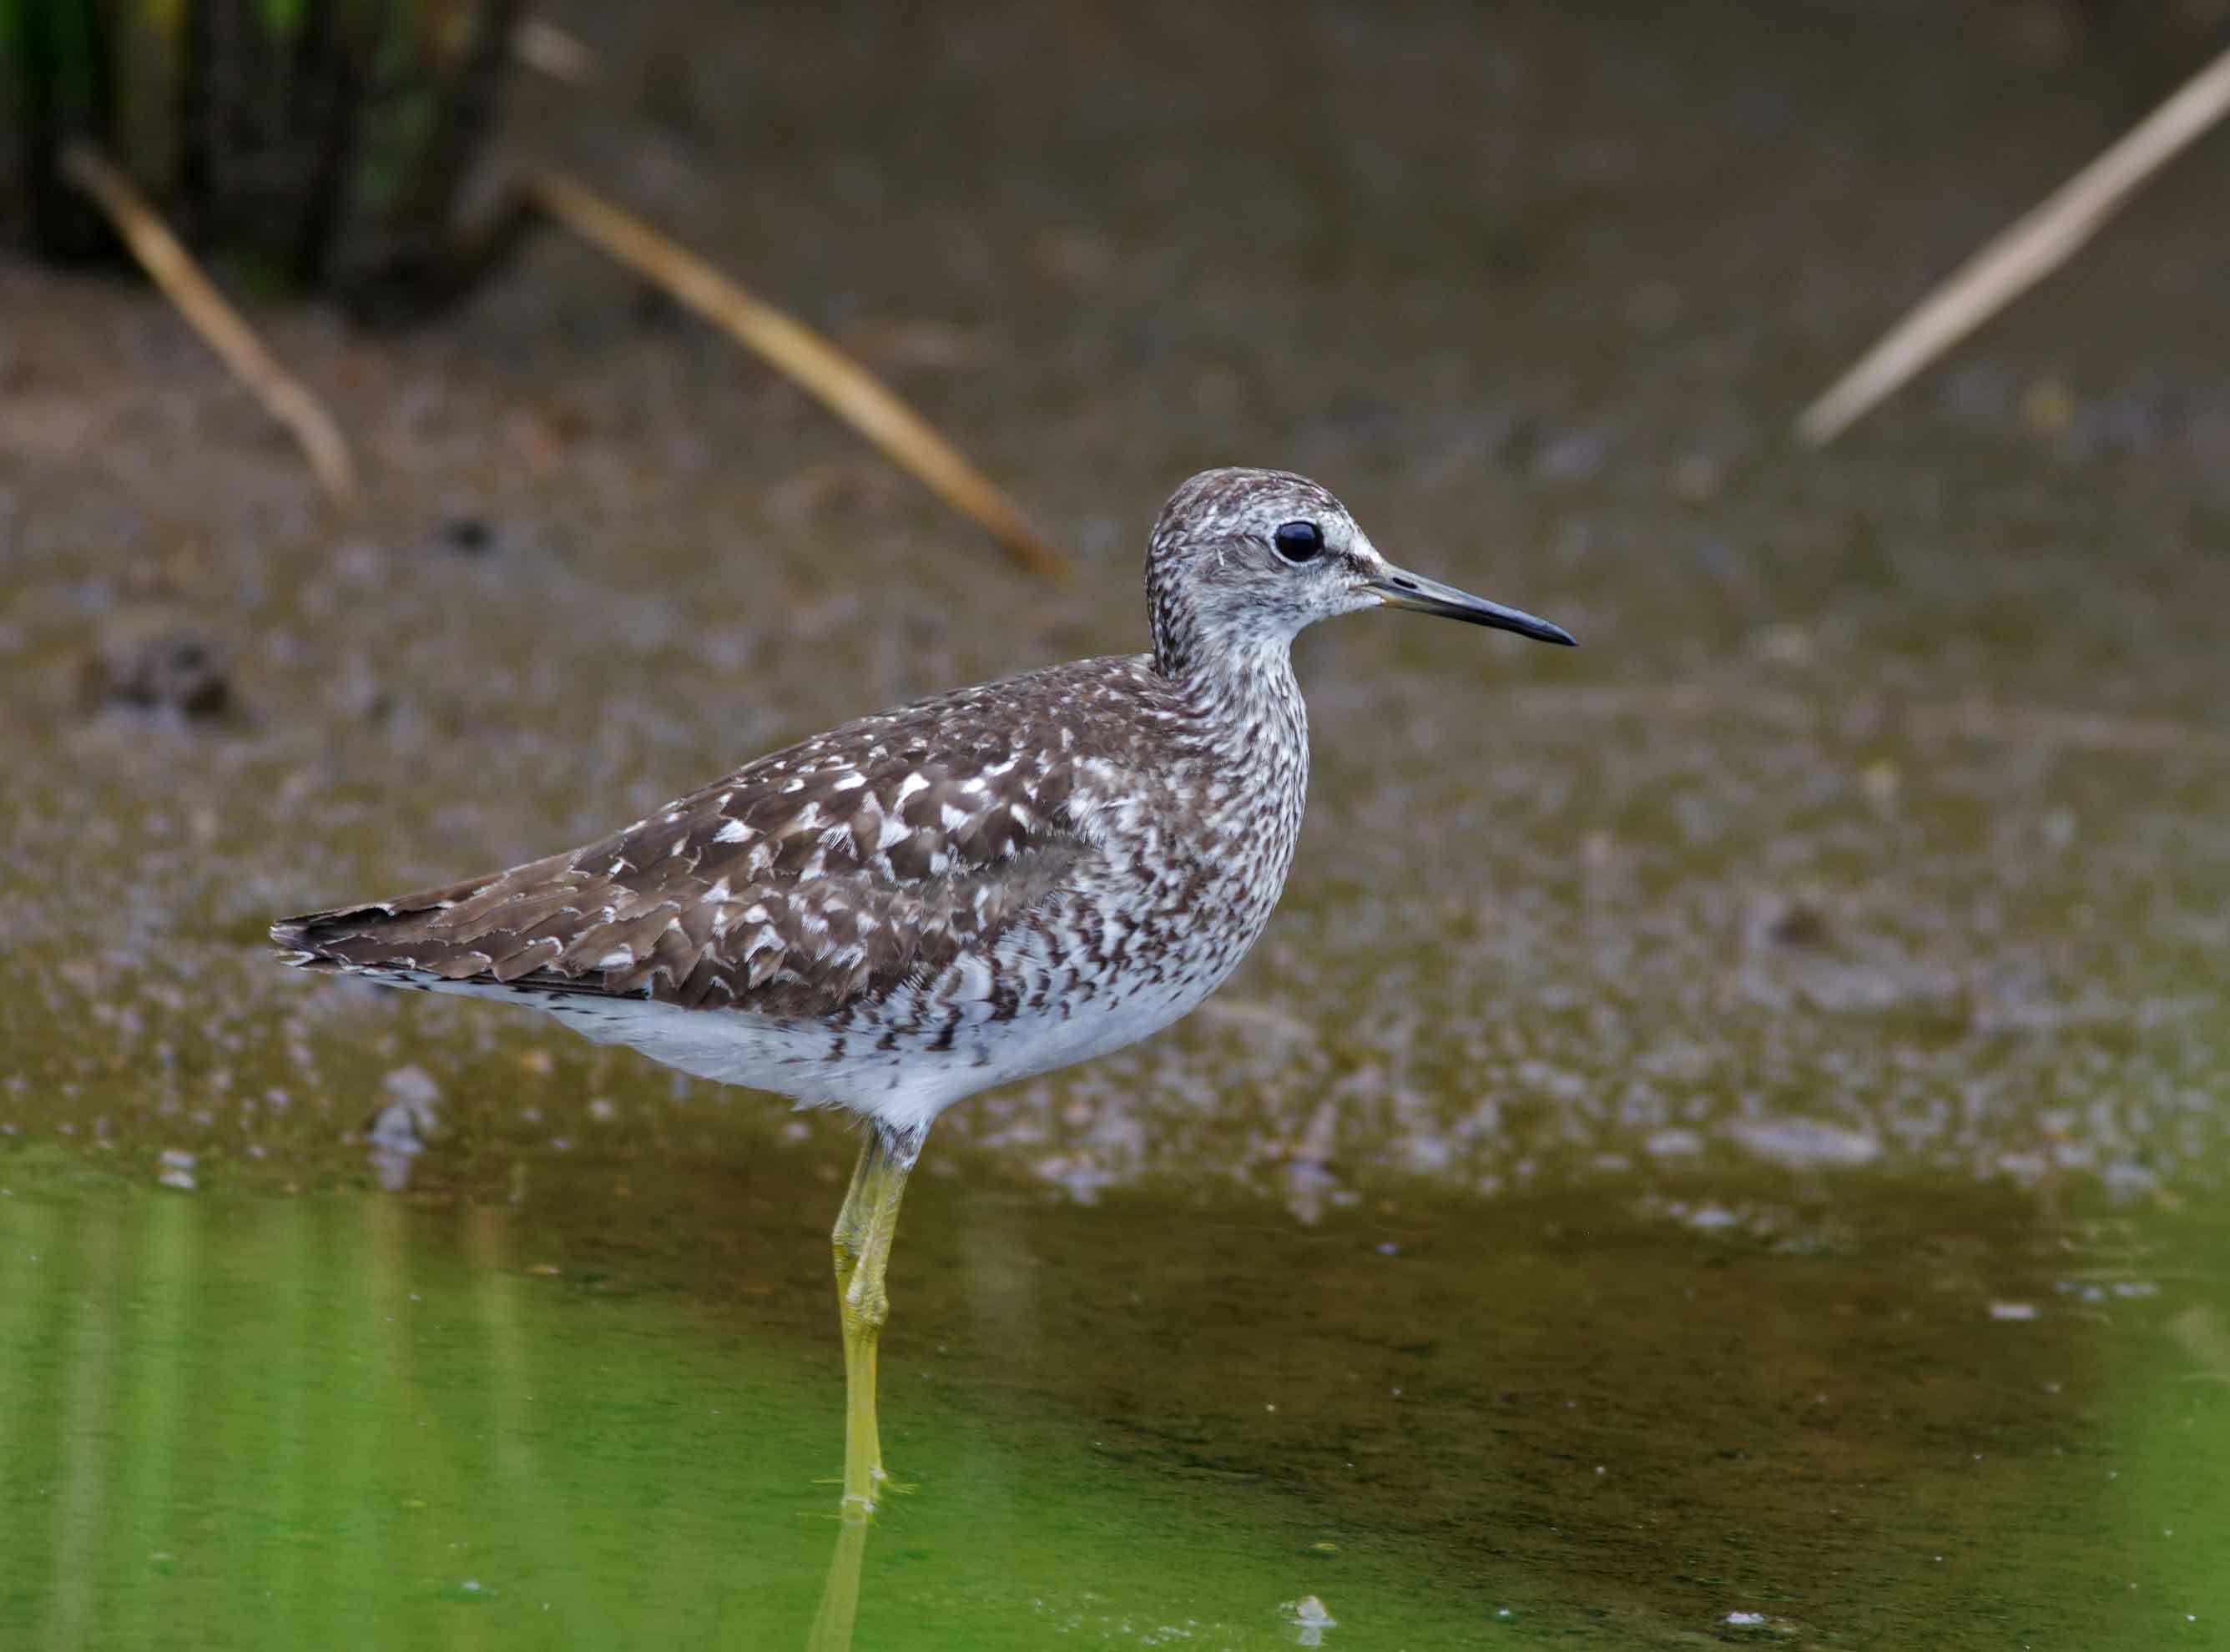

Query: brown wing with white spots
[270,665,1133,1021]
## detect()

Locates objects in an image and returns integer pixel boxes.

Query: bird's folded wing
[274,712,1092,1021]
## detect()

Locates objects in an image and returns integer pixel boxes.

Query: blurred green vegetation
[3,0,522,315]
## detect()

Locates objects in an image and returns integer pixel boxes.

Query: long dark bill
[1364,566,1576,646]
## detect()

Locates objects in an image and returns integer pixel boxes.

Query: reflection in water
[2171,1306,2230,1382]
[1,1171,2225,1649]
[805,1512,870,1652]
[43,1207,119,1649]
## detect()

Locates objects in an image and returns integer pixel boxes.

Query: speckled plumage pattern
[274,467,1568,1133]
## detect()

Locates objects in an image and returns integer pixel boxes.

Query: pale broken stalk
[522,166,1071,582]
[1797,43,2230,446]
[60,141,361,505]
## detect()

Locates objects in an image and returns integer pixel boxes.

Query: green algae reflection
[0,1171,1526,1650]
[2,1155,2226,1649]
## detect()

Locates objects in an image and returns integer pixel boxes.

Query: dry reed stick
[511,18,598,85]
[1797,42,2230,447]
[60,140,361,503]
[522,166,1071,582]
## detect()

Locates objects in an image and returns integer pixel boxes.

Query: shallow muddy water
[3,1155,2226,1649]
[3,1,2228,1646]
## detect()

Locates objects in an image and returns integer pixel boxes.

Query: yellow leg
[830,1122,921,1515]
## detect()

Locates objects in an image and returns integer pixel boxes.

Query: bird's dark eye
[1273,520,1325,563]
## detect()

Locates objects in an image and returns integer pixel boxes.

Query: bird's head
[1143,466,1574,674]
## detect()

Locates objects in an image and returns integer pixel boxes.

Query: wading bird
[273,467,1574,1513]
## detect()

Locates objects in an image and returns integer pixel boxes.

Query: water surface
[3,1151,2225,1649]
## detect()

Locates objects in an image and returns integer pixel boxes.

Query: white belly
[373,920,1245,1136]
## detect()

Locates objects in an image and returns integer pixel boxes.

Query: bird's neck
[1166,629,1309,773]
